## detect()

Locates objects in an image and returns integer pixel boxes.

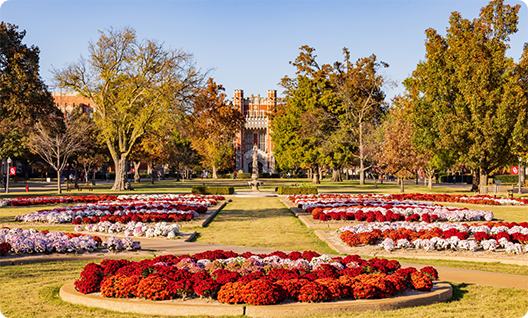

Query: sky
[0,0,527,102]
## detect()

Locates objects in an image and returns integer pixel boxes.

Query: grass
[1,261,527,318]
[183,197,335,254]
[1,180,528,317]
[385,256,528,276]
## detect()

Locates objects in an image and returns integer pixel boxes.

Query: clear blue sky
[1,0,527,101]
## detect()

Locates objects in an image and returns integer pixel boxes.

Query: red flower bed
[0,242,11,256]
[73,250,439,305]
[9,195,117,206]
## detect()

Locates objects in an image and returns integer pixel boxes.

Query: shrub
[74,263,104,294]
[217,281,246,304]
[297,281,331,302]
[241,279,283,305]
[0,242,11,256]
[136,276,171,300]
[493,174,519,184]
[410,272,433,291]
[191,186,234,195]
[276,186,318,195]
[101,274,141,298]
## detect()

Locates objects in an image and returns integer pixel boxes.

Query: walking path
[1,193,527,292]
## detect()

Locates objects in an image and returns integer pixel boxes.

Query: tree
[274,46,387,184]
[331,49,389,185]
[274,46,349,184]
[273,74,339,184]
[403,0,528,193]
[28,111,91,194]
[187,78,244,178]
[54,27,203,191]
[375,98,428,193]
[0,22,62,159]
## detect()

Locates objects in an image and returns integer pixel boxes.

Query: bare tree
[28,115,90,194]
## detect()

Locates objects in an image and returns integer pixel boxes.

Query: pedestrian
[453,175,456,185]
[287,172,291,179]
[234,170,237,179]
[2,174,6,190]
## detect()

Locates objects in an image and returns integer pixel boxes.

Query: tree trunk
[399,177,405,193]
[426,169,434,189]
[133,161,141,183]
[331,168,342,182]
[212,164,218,179]
[345,169,349,180]
[359,161,365,185]
[359,121,366,186]
[312,165,320,184]
[56,169,62,194]
[479,168,488,195]
[318,165,323,181]
[112,155,133,191]
[520,164,525,186]
[471,169,479,192]
[307,169,312,179]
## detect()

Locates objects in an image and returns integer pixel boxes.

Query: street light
[519,157,522,194]
[5,158,11,194]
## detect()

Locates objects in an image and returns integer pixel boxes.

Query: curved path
[2,194,527,292]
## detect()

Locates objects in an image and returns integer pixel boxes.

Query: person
[287,172,291,179]
[453,175,456,185]
[2,174,6,190]
[234,170,237,179]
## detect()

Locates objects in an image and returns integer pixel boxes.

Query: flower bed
[75,221,180,239]
[288,193,526,208]
[0,227,141,255]
[73,250,439,305]
[13,194,225,224]
[1,195,117,207]
[288,194,494,222]
[339,221,528,254]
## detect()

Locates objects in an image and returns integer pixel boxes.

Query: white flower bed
[77,221,180,239]
[0,227,140,254]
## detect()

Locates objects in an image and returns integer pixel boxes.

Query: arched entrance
[247,161,263,174]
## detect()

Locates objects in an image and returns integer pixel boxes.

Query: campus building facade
[233,89,276,173]
[51,92,95,116]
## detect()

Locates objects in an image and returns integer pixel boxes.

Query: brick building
[51,92,95,116]
[233,89,276,173]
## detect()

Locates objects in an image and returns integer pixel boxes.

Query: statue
[249,145,260,191]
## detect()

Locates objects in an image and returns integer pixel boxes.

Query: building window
[245,132,253,152]
[259,132,266,151]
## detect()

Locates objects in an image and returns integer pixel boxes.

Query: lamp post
[519,157,522,194]
[5,158,11,194]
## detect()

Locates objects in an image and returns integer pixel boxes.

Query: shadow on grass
[189,232,201,242]
[39,285,62,304]
[447,282,471,302]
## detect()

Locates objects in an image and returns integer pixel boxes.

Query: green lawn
[1,179,528,317]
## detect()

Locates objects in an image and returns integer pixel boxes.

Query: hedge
[191,186,234,195]
[438,174,472,184]
[493,175,519,184]
[276,186,318,195]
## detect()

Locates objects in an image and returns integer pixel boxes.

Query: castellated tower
[234,89,276,174]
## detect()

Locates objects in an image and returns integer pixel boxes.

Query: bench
[478,184,515,195]
[13,176,27,184]
[66,182,94,191]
